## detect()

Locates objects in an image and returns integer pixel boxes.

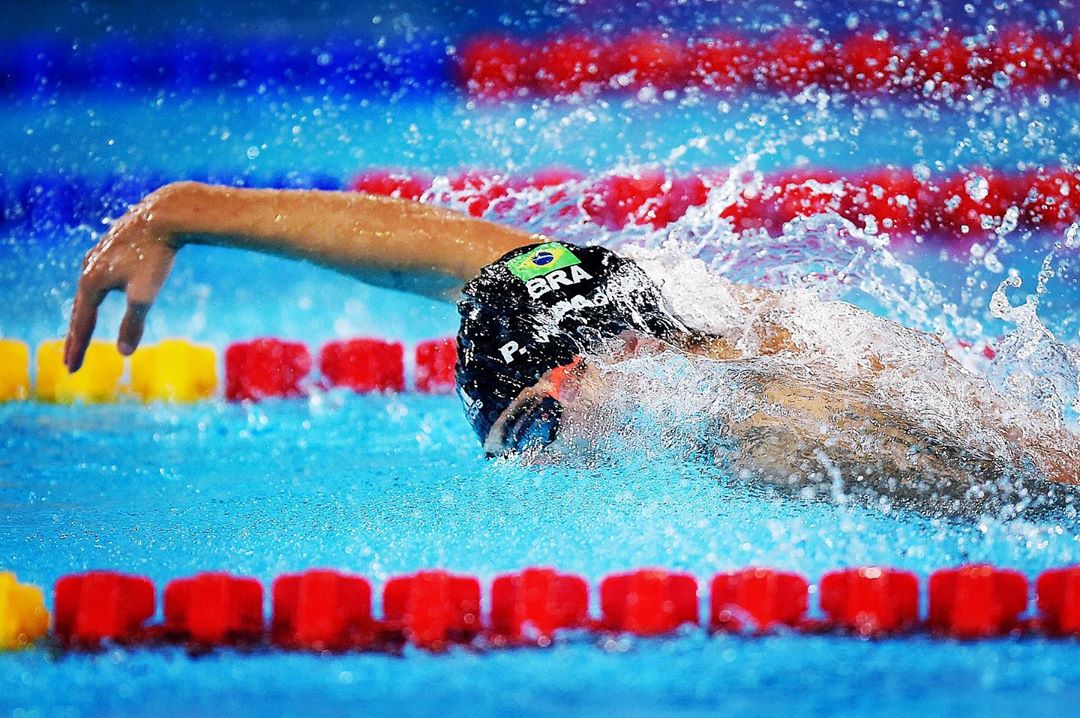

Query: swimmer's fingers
[64,282,108,373]
[65,231,126,372]
[116,248,175,357]
[116,301,149,357]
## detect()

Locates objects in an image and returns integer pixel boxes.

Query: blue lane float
[0,34,454,96]
[0,172,345,230]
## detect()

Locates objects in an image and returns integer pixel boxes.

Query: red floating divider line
[458,26,1079,99]
[37,564,1080,655]
[489,567,590,646]
[415,338,457,394]
[820,567,920,637]
[928,565,1028,638]
[1035,566,1080,637]
[319,338,405,394]
[710,568,808,633]
[600,569,698,636]
[272,569,374,651]
[225,338,312,402]
[164,572,264,645]
[382,570,482,650]
[351,166,1080,238]
[53,571,155,647]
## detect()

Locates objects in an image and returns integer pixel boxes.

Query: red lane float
[164,572,264,645]
[843,167,926,233]
[489,568,590,645]
[272,569,374,650]
[600,569,698,636]
[458,36,532,99]
[382,571,482,650]
[53,571,155,647]
[994,26,1058,88]
[531,35,604,95]
[580,171,710,229]
[820,567,920,637]
[710,568,808,632]
[1020,168,1080,229]
[836,32,903,92]
[319,338,405,393]
[434,171,514,218]
[415,338,457,394]
[908,31,980,92]
[758,31,830,91]
[1036,566,1080,636]
[928,565,1028,638]
[604,32,687,91]
[583,171,668,229]
[225,338,311,402]
[458,26,1078,98]
[690,34,755,90]
[770,169,846,225]
[927,168,1015,236]
[350,170,430,201]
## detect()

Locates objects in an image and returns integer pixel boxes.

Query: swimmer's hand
[65,190,178,372]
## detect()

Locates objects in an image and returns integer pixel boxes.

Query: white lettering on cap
[526,277,550,299]
[499,341,520,363]
[526,266,594,299]
[569,265,593,283]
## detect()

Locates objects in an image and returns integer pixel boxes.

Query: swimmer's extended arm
[64,182,543,371]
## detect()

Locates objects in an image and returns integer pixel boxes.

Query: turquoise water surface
[3,5,1080,716]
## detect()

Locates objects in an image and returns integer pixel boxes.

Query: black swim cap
[455,241,691,445]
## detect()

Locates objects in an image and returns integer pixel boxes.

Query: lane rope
[3,565,1077,653]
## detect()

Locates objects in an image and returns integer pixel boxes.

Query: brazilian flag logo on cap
[506,242,581,281]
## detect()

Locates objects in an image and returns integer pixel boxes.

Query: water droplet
[965,175,989,202]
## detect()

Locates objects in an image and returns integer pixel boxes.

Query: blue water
[4,2,1080,716]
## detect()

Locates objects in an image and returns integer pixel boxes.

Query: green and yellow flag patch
[506,242,582,281]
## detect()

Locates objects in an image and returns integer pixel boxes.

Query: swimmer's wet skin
[64,181,1080,489]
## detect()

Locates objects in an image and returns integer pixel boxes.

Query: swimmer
[63,182,1080,497]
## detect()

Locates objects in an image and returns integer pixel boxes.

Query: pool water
[3,1,1080,716]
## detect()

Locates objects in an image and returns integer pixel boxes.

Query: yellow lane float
[0,572,49,650]
[0,339,30,402]
[35,339,124,403]
[131,339,217,403]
